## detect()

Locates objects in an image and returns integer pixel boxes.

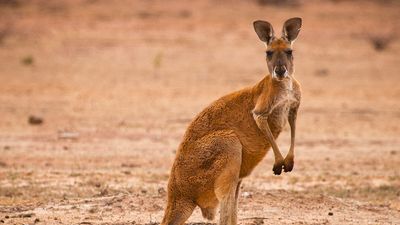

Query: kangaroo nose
[275,66,287,77]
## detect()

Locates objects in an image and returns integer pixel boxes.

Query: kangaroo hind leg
[213,132,242,225]
[161,198,196,225]
[216,181,240,225]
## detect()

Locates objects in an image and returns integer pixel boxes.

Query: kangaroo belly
[236,124,271,178]
[268,103,290,137]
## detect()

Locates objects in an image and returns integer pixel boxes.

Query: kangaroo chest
[267,89,297,135]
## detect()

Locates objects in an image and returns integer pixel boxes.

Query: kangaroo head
[253,18,302,80]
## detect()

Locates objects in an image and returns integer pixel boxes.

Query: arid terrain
[0,0,399,224]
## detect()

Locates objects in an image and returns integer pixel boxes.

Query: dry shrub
[38,1,69,15]
[0,24,12,45]
[256,0,301,7]
[368,35,394,51]
[327,185,400,202]
[0,160,7,167]
[21,55,34,66]
[315,68,329,77]
[330,0,396,3]
[0,186,23,198]
[0,0,20,8]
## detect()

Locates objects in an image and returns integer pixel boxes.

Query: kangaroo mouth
[272,66,288,80]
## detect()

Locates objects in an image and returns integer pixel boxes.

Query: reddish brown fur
[270,39,290,50]
[161,18,302,225]
[161,76,301,224]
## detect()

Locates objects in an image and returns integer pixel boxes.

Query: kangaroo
[161,18,302,225]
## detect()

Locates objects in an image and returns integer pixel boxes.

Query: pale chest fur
[268,89,295,130]
[263,80,300,135]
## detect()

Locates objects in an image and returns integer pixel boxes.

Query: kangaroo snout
[273,65,287,78]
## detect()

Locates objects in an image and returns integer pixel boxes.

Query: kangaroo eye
[285,50,293,55]
[266,50,273,58]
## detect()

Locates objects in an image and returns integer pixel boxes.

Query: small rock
[179,10,191,18]
[28,115,43,125]
[88,207,97,213]
[58,131,79,140]
[21,56,34,66]
[252,218,264,225]
[315,68,329,77]
[0,161,7,167]
[12,212,35,218]
[369,36,392,51]
[241,191,252,198]
[22,213,34,218]
[328,212,333,216]
[122,170,131,175]
[121,163,139,168]
[34,218,40,223]
[99,187,108,196]
[158,187,166,195]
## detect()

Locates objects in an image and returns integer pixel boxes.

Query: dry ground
[0,0,399,224]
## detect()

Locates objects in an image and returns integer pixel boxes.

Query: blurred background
[0,0,399,224]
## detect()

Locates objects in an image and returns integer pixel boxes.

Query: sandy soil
[0,0,399,224]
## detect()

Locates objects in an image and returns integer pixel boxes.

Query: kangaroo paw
[283,157,294,172]
[273,159,284,175]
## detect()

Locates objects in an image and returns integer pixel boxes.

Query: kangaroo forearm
[287,125,295,157]
[283,115,296,172]
[253,114,284,159]
[287,107,298,156]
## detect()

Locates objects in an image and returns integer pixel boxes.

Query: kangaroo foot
[283,157,294,172]
[273,158,284,175]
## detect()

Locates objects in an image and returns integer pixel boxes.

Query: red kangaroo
[161,17,303,225]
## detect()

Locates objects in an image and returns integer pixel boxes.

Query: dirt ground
[0,0,399,224]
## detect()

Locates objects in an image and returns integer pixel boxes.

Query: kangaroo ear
[253,20,274,45]
[282,17,302,43]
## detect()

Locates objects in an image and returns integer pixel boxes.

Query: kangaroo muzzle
[273,65,288,79]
